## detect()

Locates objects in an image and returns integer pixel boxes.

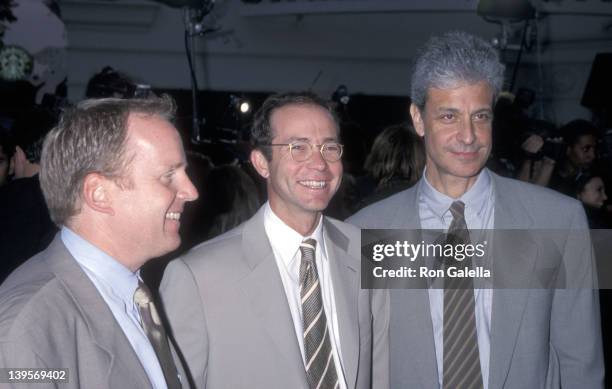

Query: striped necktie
[443,201,484,389]
[299,238,339,389]
[134,281,182,389]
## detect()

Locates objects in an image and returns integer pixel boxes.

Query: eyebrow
[473,108,493,114]
[435,107,460,113]
[165,161,187,172]
[434,107,492,113]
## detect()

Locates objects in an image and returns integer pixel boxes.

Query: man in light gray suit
[348,31,603,388]
[0,97,198,388]
[160,92,383,389]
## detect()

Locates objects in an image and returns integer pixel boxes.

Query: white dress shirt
[263,202,348,389]
[61,227,168,389]
[419,168,495,389]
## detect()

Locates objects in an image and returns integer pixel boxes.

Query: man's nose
[457,119,476,145]
[179,175,199,202]
[306,147,327,171]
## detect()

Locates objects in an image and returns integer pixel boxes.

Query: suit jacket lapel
[43,235,153,388]
[389,189,422,230]
[388,186,439,388]
[488,174,538,388]
[323,219,359,389]
[239,208,309,387]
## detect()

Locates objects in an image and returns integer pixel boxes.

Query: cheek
[331,162,343,179]
[269,164,294,194]
[584,191,598,202]
[426,132,449,153]
[476,125,492,142]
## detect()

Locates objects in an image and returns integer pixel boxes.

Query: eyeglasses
[266,141,343,162]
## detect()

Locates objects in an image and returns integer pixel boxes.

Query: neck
[285,214,320,237]
[269,202,321,236]
[425,168,481,199]
[69,217,142,273]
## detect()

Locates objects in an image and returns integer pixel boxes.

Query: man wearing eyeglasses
[160,92,383,389]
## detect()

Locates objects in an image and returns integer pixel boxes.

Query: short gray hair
[40,95,176,226]
[410,31,505,110]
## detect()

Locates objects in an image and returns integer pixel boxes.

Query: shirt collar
[419,167,492,220]
[264,202,326,269]
[61,226,140,306]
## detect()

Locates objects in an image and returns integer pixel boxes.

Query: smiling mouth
[166,212,181,221]
[298,180,327,189]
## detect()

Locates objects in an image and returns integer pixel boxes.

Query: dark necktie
[443,201,484,389]
[133,281,182,389]
[299,239,340,389]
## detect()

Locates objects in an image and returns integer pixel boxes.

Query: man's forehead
[270,103,338,138]
[424,81,494,106]
[271,103,331,121]
[126,114,182,155]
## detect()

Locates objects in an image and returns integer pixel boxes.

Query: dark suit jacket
[347,171,604,389]
[0,175,57,283]
[0,235,189,389]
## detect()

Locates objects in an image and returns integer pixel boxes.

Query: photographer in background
[491,88,564,185]
[515,119,564,187]
[514,119,599,197]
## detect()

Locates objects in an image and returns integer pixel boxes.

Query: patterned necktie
[299,239,339,389]
[133,281,182,389]
[443,201,484,389]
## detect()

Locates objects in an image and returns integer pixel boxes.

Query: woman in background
[357,123,425,209]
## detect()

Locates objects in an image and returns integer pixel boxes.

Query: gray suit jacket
[160,207,381,389]
[347,172,604,389]
[0,235,189,389]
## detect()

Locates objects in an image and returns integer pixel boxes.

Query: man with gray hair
[0,96,198,388]
[348,31,603,388]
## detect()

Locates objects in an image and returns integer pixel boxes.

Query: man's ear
[82,173,115,216]
[250,149,270,179]
[410,103,426,138]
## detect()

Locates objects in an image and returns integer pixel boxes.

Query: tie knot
[300,238,317,262]
[449,201,465,220]
[134,281,153,307]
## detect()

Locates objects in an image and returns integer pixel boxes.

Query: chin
[446,167,482,179]
[308,197,333,210]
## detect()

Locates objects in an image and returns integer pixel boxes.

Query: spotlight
[239,100,250,114]
[230,94,251,115]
